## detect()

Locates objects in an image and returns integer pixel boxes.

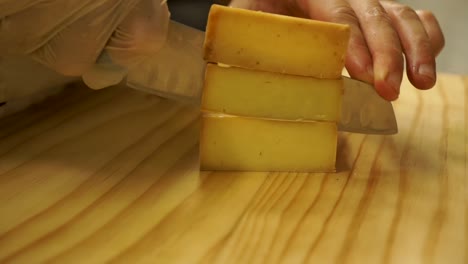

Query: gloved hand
[229,0,445,101]
[0,0,170,90]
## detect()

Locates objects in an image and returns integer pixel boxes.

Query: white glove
[0,0,170,91]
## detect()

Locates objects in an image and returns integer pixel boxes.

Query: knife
[100,20,398,135]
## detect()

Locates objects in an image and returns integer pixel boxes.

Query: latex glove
[0,0,170,90]
[229,0,445,101]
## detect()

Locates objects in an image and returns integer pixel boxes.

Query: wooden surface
[0,73,466,264]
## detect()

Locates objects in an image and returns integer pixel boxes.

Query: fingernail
[376,69,400,93]
[387,72,401,94]
[375,67,401,99]
[418,64,435,80]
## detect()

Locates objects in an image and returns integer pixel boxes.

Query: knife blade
[340,76,398,135]
[125,20,398,135]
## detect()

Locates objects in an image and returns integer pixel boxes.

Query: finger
[0,0,96,55]
[348,0,403,101]
[18,1,140,76]
[416,10,445,56]
[299,0,374,84]
[381,1,436,90]
[82,0,170,89]
[34,0,140,76]
[106,0,170,67]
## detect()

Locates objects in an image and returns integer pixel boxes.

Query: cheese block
[202,63,343,121]
[203,4,350,79]
[200,114,337,172]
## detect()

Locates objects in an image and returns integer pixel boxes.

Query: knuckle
[415,10,445,53]
[392,4,418,20]
[119,14,169,55]
[363,6,392,25]
[416,9,436,20]
[330,5,358,25]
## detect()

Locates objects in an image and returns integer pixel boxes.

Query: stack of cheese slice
[199,4,351,172]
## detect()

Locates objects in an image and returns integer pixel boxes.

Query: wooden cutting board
[0,73,466,264]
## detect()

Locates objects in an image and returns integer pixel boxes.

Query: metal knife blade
[126,20,398,135]
[340,76,398,135]
[126,20,206,104]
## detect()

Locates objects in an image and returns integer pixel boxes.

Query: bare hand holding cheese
[203,5,350,79]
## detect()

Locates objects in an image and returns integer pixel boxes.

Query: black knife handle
[167,0,229,31]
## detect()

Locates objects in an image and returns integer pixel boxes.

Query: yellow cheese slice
[203,4,350,79]
[200,114,337,172]
[202,63,343,122]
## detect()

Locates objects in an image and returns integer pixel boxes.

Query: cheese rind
[200,114,337,172]
[203,5,351,79]
[202,64,343,121]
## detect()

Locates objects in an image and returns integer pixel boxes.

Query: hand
[0,0,170,89]
[229,0,445,101]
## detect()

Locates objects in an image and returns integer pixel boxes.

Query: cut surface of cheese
[203,4,350,79]
[200,114,337,172]
[202,64,343,121]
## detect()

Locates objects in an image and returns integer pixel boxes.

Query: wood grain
[0,74,466,264]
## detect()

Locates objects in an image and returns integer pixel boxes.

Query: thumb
[83,0,170,89]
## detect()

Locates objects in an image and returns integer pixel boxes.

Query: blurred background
[168,0,468,75]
